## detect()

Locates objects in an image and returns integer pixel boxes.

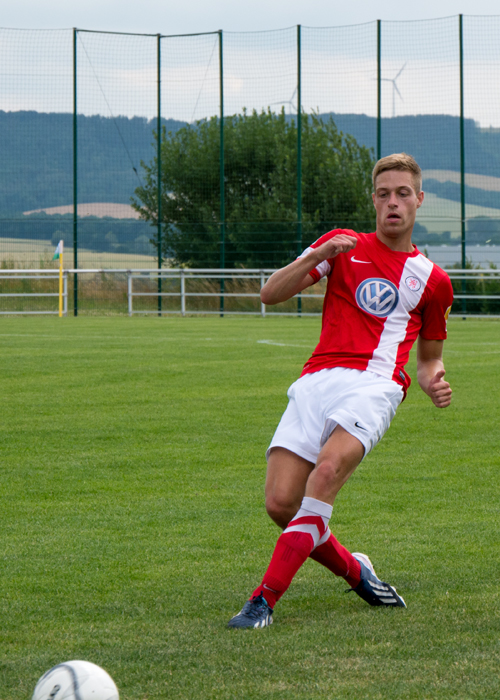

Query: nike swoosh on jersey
[351,256,371,264]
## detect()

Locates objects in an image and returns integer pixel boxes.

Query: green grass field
[0,316,499,700]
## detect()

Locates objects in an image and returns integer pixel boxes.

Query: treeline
[329,114,500,177]
[2,211,497,263]
[423,179,500,210]
[4,110,500,216]
[1,212,155,256]
[0,111,186,214]
[413,218,500,246]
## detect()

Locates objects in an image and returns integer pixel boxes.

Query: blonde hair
[372,153,422,193]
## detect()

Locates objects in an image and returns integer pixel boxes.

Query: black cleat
[228,593,274,629]
[351,552,406,608]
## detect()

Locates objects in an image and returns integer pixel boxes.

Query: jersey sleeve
[297,229,354,284]
[419,274,454,340]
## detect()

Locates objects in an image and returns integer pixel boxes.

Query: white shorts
[267,367,404,463]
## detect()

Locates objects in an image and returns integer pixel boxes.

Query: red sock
[309,531,361,588]
[251,497,332,608]
[250,529,315,608]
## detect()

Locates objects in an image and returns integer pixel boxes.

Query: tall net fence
[0,29,73,269]
[1,18,500,315]
[223,29,298,271]
[381,18,461,247]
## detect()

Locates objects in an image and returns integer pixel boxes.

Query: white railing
[0,269,68,315]
[127,268,270,317]
[124,268,328,317]
[0,267,499,317]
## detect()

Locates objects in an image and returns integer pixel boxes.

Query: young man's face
[372,169,424,241]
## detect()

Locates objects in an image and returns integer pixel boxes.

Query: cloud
[1,25,500,126]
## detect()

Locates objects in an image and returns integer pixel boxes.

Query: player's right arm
[260,233,357,305]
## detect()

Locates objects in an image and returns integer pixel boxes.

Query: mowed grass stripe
[0,316,498,700]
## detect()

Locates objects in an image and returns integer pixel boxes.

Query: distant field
[417,192,500,237]
[0,316,498,700]
[0,237,156,269]
[23,203,140,219]
[422,169,500,192]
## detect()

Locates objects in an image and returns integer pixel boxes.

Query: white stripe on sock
[284,523,322,548]
[314,527,331,549]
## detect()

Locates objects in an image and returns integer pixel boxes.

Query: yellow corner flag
[53,240,64,317]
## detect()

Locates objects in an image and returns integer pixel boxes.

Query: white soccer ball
[32,660,119,700]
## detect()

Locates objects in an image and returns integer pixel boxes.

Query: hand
[312,234,357,263]
[428,369,452,408]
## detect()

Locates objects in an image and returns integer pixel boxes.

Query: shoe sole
[228,614,273,629]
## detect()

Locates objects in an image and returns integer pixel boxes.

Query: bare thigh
[265,447,314,529]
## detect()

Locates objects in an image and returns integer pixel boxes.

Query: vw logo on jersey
[355,278,399,317]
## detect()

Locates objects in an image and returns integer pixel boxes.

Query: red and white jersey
[299,229,454,393]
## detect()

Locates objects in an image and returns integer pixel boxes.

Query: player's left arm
[416,337,452,408]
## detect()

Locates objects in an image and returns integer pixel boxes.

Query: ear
[416,190,424,208]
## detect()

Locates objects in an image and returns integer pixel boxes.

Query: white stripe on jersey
[299,247,331,279]
[366,254,434,380]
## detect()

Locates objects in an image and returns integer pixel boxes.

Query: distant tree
[134,235,152,255]
[467,216,500,245]
[409,221,429,246]
[104,231,118,250]
[132,110,375,268]
[51,230,71,248]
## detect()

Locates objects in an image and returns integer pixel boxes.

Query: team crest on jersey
[405,276,422,292]
[356,278,399,317]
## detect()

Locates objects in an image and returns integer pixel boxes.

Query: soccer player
[228,153,453,629]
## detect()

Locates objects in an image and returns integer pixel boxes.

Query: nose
[387,192,398,207]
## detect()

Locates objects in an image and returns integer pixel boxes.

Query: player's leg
[228,447,313,629]
[228,427,363,628]
[264,446,315,529]
[305,424,364,502]
[307,426,405,608]
[306,426,365,587]
[254,426,363,605]
[265,442,362,587]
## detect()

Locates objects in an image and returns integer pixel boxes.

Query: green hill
[2,110,500,251]
[0,111,186,215]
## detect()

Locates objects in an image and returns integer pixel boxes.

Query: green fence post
[459,14,467,317]
[157,33,163,316]
[377,20,381,161]
[73,28,78,316]
[297,24,302,317]
[219,29,225,317]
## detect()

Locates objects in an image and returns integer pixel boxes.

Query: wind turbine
[269,87,298,115]
[382,63,406,118]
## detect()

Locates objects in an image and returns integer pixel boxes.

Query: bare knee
[306,428,365,502]
[265,493,300,529]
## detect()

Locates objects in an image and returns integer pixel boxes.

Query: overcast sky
[3,0,500,126]
[2,0,500,35]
